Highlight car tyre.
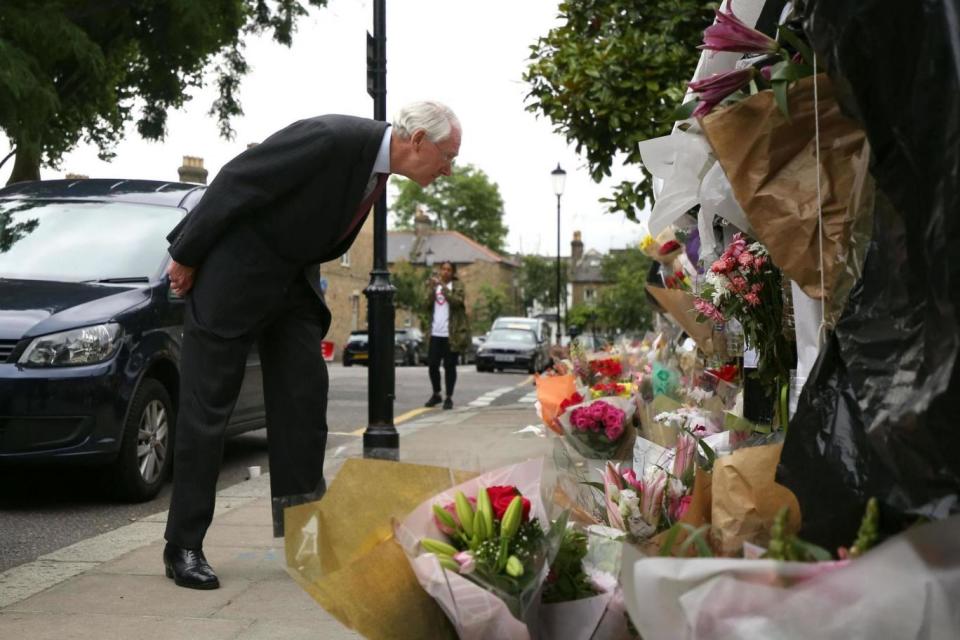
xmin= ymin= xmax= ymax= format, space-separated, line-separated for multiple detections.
xmin=528 ymin=356 xmax=539 ymax=375
xmin=344 ymin=358 xmax=352 ymax=367
xmin=111 ymin=378 xmax=174 ymax=502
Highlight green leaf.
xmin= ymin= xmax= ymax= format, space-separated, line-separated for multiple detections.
xmin=677 ymin=524 xmax=714 ymax=557
xmin=667 ymin=99 xmax=699 ymax=122
xmin=658 ymin=522 xmax=685 ymax=556
xmin=772 ymin=80 xmax=791 ymax=120
xmin=580 ymin=480 xmax=606 ymax=494
xmin=777 ymin=26 xmax=814 ymax=66
xmin=695 ymin=435 xmax=717 ymax=469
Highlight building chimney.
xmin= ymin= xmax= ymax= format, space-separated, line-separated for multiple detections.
xmin=178 ymin=155 xmax=208 ymax=184
xmin=571 ymin=230 xmax=584 ymax=264
xmin=414 ymin=205 xmax=433 ymax=238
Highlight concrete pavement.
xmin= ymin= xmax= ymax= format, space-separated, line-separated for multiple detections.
xmin=0 ymin=402 xmax=550 ymax=639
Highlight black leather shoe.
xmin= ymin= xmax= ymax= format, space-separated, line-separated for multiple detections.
xmin=425 ymin=393 xmax=442 ymax=407
xmin=443 ymin=397 xmax=453 ymax=410
xmin=163 ymin=542 xmax=220 ymax=590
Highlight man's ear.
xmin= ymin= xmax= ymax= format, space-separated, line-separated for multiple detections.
xmin=410 ymin=129 xmax=426 ymax=148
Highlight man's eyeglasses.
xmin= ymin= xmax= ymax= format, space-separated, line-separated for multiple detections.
xmin=430 ymin=139 xmax=457 ymax=166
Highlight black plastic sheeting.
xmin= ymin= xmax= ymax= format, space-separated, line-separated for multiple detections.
xmin=777 ymin=0 xmax=960 ymax=549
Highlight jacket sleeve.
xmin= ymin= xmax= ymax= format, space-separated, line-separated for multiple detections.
xmin=446 ymin=281 xmax=466 ymax=308
xmin=167 ymin=118 xmax=336 ymax=267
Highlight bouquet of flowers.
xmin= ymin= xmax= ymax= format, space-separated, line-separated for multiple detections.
xmin=557 ymin=396 xmax=635 ymax=460
xmin=694 ymin=233 xmax=793 ymax=398
xmin=395 ymin=459 xmax=565 ymax=639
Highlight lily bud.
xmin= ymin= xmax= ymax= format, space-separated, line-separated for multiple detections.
xmin=432 ymin=504 xmax=458 ymax=535
xmin=421 ymin=537 xmax=459 ymax=557
xmin=454 ymin=491 xmax=475 ymax=537
xmin=477 ymin=488 xmax=494 ymax=541
xmin=505 ymin=555 xmax=524 ymax=578
xmin=500 ymin=495 xmax=523 ymax=540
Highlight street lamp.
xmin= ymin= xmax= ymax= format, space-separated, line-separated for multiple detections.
xmin=424 ymin=246 xmax=435 ymax=269
xmin=551 ymin=163 xmax=566 ymax=345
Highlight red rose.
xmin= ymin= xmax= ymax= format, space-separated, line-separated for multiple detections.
xmin=658 ymin=240 xmax=681 ymax=255
xmin=485 ymin=485 xmax=531 ymax=522
xmin=559 ymin=392 xmax=584 ymax=413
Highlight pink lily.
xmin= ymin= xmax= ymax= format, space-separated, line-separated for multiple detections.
xmin=689 ymin=68 xmax=756 ymax=118
xmin=672 ymin=433 xmax=697 ymax=482
xmin=622 ymin=468 xmax=644 ymax=493
xmin=700 ymin=2 xmax=780 ymax=55
xmin=641 ymin=469 xmax=667 ymax=527
xmin=602 ymin=461 xmax=626 ymax=531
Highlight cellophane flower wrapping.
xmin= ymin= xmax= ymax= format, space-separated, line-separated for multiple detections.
xmin=394 ymin=458 xmax=565 ymax=640
xmin=539 ymin=527 xmax=633 ymax=640
xmin=557 ymin=395 xmax=636 ymax=460
xmin=619 ymin=515 xmax=960 ymax=639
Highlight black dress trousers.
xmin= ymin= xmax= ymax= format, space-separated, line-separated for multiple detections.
xmin=164 ymin=226 xmax=329 ymax=549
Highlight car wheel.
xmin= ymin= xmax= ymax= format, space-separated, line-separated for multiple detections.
xmin=344 ymin=358 xmax=352 ymax=367
xmin=111 ymin=378 xmax=174 ymax=502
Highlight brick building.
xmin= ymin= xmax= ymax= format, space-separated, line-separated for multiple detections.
xmin=388 ymin=209 xmax=519 ymax=331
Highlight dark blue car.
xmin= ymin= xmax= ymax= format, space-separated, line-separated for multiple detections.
xmin=0 ymin=179 xmax=266 ymax=500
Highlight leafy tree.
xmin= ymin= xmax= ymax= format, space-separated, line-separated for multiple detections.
xmin=595 ymin=247 xmax=655 ymax=333
xmin=471 ymin=283 xmax=508 ymax=334
xmin=391 ymin=164 xmax=508 ymax=253
xmin=0 ymin=0 xmax=327 ymax=184
xmin=391 ymin=259 xmax=430 ymax=328
xmin=524 ymin=0 xmax=715 ymax=220
xmin=518 ymin=254 xmax=567 ymax=313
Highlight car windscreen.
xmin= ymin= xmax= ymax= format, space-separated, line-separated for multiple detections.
xmin=487 ymin=329 xmax=536 ymax=345
xmin=0 ymin=199 xmax=184 ymax=282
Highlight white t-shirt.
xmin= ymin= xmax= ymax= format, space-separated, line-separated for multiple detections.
xmin=431 ymin=283 xmax=451 ymax=338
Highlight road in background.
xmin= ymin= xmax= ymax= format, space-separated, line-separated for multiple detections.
xmin=0 ymin=364 xmax=532 ymax=572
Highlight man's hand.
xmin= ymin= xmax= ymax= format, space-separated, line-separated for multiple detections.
xmin=167 ymin=260 xmax=196 ymax=297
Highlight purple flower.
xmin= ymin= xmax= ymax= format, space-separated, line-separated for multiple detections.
xmin=700 ymin=2 xmax=780 ymax=55
xmin=689 ymin=68 xmax=756 ymax=118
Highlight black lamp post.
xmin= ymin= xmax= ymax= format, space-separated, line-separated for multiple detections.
xmin=551 ymin=163 xmax=566 ymax=344
xmin=362 ymin=0 xmax=398 ymax=460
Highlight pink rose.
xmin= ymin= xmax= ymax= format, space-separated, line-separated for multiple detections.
xmin=710 ymin=259 xmax=730 ymax=274
xmin=605 ymin=420 xmax=624 ymax=441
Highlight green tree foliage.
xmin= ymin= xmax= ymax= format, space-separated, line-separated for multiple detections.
xmin=471 ymin=283 xmax=509 ymax=334
xmin=391 ymin=164 xmax=508 ymax=253
xmin=569 ymin=248 xmax=655 ymax=335
xmin=391 ymin=259 xmax=430 ymax=328
xmin=595 ymin=247 xmax=655 ymax=333
xmin=0 ymin=0 xmax=327 ymax=184
xmin=524 ymin=0 xmax=715 ymax=220
xmin=518 ymin=254 xmax=567 ymax=313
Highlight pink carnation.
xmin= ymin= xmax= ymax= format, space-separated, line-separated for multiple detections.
xmin=743 ymin=292 xmax=761 ymax=306
xmin=737 ymin=252 xmax=754 ymax=268
xmin=730 ymin=275 xmax=748 ymax=293
xmin=694 ymin=298 xmax=725 ymax=323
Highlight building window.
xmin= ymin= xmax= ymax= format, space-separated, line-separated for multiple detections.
xmin=340 ymin=250 xmax=351 ymax=267
xmin=585 ymin=288 xmax=595 ymax=301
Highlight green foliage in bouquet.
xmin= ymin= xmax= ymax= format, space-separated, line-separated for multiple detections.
xmin=542 ymin=528 xmax=595 ymax=604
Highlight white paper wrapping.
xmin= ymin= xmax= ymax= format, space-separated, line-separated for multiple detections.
xmin=394 ymin=458 xmax=550 ymax=640
xmin=620 ymin=515 xmax=960 ymax=639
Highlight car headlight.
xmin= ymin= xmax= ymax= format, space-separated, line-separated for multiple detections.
xmin=19 ymin=323 xmax=123 ymax=367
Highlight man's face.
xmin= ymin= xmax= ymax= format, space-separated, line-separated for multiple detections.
xmin=439 ymin=263 xmax=454 ymax=283
xmin=411 ymin=127 xmax=460 ymax=187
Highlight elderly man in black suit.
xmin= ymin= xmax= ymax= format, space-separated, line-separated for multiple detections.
xmin=162 ymin=101 xmax=461 ymax=589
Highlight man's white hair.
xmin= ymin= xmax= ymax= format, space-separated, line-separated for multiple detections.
xmin=392 ymin=101 xmax=460 ymax=142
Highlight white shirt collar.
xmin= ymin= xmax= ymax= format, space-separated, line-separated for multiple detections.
xmin=372 ymin=125 xmax=391 ymax=175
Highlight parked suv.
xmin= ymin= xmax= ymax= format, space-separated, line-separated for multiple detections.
xmin=0 ymin=179 xmax=267 ymax=501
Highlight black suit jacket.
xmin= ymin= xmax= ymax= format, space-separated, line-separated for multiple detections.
xmin=167 ymin=114 xmax=388 ymax=337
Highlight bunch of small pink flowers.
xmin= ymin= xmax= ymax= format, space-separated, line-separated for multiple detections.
xmin=570 ymin=400 xmax=626 ymax=442
xmin=695 ymin=233 xmax=792 ymax=395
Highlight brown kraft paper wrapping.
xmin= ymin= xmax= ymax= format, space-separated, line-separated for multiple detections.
xmin=645 ymin=284 xmax=717 ymax=355
xmin=699 ymin=74 xmax=870 ymax=308
xmin=710 ymin=442 xmax=801 ymax=555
